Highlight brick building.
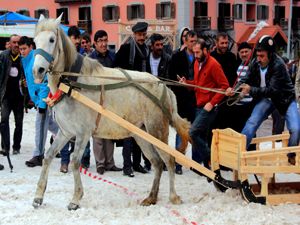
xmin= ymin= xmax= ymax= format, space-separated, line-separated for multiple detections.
xmin=1 ymin=0 xmax=300 ymax=57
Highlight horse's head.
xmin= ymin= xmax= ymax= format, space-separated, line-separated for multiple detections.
xmin=33 ymin=14 xmax=63 ymax=83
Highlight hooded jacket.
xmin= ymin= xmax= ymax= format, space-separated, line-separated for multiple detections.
xmin=21 ymin=49 xmax=49 ymax=109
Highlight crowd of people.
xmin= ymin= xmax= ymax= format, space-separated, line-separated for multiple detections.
xmin=0 ymin=21 xmax=299 ymax=177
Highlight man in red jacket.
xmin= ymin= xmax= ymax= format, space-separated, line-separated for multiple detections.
xmin=179 ymin=39 xmax=229 ymax=168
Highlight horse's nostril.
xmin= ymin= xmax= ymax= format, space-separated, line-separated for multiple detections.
xmin=38 ymin=67 xmax=45 ymax=74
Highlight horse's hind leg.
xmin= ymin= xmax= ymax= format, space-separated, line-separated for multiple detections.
xmin=67 ymin=135 xmax=90 ymax=210
xmin=33 ymin=130 xmax=71 ymax=208
xmin=157 ymin=151 xmax=182 ymax=204
xmin=144 ymin=123 xmax=182 ymax=205
xmin=133 ymin=136 xmax=164 ymax=206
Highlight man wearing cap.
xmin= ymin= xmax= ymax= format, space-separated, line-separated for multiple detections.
xmin=229 ymin=35 xmax=300 ymax=164
xmin=115 ymin=21 xmax=150 ymax=177
xmin=115 ymin=21 xmax=149 ymax=71
xmin=231 ymin=42 xmax=256 ymax=132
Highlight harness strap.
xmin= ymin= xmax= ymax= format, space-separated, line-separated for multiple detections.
xmin=118 ymin=69 xmax=172 ymax=121
xmin=34 ymin=49 xmax=54 ymax=63
xmin=93 ymin=85 xmax=105 ymax=135
xmin=61 ymin=68 xmax=172 ymax=122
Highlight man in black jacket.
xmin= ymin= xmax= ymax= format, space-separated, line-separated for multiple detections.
xmin=169 ymin=30 xmax=197 ymax=174
xmin=89 ymin=30 xmax=122 ymax=175
xmin=146 ymin=33 xmax=171 ymax=79
xmin=232 ymin=35 xmax=300 ymax=164
xmin=0 ymin=34 xmax=25 ymax=156
xmin=115 ymin=22 xmax=150 ymax=177
xmin=210 ymin=32 xmax=238 ymax=133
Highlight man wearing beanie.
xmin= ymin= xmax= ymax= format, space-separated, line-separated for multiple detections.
xmin=232 ymin=41 xmax=256 ymax=132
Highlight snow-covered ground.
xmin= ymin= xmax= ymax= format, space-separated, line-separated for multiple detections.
xmin=0 ymin=110 xmax=299 ymax=225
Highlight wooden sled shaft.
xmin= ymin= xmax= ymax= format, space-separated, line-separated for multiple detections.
xmin=59 ymin=83 xmax=217 ymax=180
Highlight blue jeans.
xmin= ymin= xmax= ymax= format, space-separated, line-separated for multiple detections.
xmin=33 ymin=108 xmax=59 ymax=157
xmin=189 ymin=106 xmax=218 ymax=166
xmin=175 ymin=134 xmax=203 ymax=170
xmin=242 ymin=99 xmax=300 ymax=149
xmin=60 ymin=140 xmax=90 ymax=165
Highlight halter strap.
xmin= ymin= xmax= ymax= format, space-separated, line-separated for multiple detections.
xmin=34 ymin=48 xmax=54 ymax=63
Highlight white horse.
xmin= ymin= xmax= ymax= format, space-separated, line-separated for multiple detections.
xmin=32 ymin=15 xmax=191 ymax=210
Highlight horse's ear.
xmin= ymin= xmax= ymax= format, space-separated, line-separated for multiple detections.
xmin=38 ymin=14 xmax=45 ymax=22
xmin=55 ymin=13 xmax=63 ymax=25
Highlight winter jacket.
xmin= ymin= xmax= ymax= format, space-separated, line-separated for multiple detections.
xmin=238 ymin=53 xmax=295 ymax=115
xmin=0 ymin=49 xmax=25 ymax=103
xmin=169 ymin=48 xmax=196 ymax=121
xmin=21 ymin=50 xmax=49 ymax=109
xmin=186 ymin=55 xmax=229 ymax=107
xmin=210 ymin=50 xmax=238 ymax=86
xmin=146 ymin=51 xmax=171 ymax=79
xmin=89 ymin=49 xmax=115 ymax=68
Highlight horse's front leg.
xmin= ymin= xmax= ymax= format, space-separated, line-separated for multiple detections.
xmin=67 ymin=135 xmax=90 ymax=210
xmin=33 ymin=131 xmax=70 ymax=208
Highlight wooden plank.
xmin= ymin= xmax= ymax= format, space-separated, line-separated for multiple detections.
xmin=59 ymin=83 xmax=217 ymax=179
xmin=241 ymin=166 xmax=300 ymax=174
xmin=266 ymin=194 xmax=300 ymax=205
xmin=251 ymin=132 xmax=290 ymax=144
xmin=241 ymin=147 xmax=300 ymax=158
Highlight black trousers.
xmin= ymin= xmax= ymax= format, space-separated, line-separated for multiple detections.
xmin=0 ymin=98 xmax=24 ymax=152
xmin=122 ymin=137 xmax=150 ymax=170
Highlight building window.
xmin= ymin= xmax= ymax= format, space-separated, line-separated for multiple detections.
xmin=17 ymin=9 xmax=30 ymax=17
xmin=102 ymin=5 xmax=120 ymax=22
xmin=257 ymin=5 xmax=269 ymax=20
xmin=79 ymin=6 xmax=91 ymax=21
xmin=34 ymin=9 xmax=49 ymax=18
xmin=156 ymin=2 xmax=176 ymax=19
xmin=233 ymin=4 xmax=243 ymax=20
xmin=194 ymin=1 xmax=208 ymax=17
xmin=78 ymin=6 xmax=92 ymax=33
xmin=246 ymin=4 xmax=256 ymax=22
xmin=56 ymin=8 xmax=69 ymax=24
xmin=127 ymin=4 xmax=145 ymax=20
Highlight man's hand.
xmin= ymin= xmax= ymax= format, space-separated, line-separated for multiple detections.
xmin=239 ymin=83 xmax=251 ymax=95
xmin=177 ymin=75 xmax=186 ymax=84
xmin=204 ymin=102 xmax=213 ymax=112
xmin=44 ymin=97 xmax=55 ymax=107
xmin=225 ymin=87 xmax=234 ymax=96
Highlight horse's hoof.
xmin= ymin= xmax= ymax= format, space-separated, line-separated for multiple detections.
xmin=140 ymin=197 xmax=157 ymax=206
xmin=67 ymin=203 xmax=80 ymax=210
xmin=32 ymin=198 xmax=43 ymax=208
xmin=170 ymin=195 xmax=182 ymax=205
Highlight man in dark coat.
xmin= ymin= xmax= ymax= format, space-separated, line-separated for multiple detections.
xmin=169 ymin=30 xmax=197 ymax=174
xmin=89 ymin=30 xmax=122 ymax=175
xmin=146 ymin=33 xmax=171 ymax=79
xmin=210 ymin=32 xmax=239 ymax=145
xmin=115 ymin=21 xmax=150 ymax=177
xmin=0 ymin=34 xmax=26 ymax=156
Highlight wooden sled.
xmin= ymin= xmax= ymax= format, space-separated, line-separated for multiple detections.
xmin=211 ymin=128 xmax=300 ymax=205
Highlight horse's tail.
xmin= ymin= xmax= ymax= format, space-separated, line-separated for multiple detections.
xmin=168 ymin=88 xmax=191 ymax=154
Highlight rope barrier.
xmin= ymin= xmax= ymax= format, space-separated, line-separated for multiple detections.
xmin=79 ymin=167 xmax=202 ymax=225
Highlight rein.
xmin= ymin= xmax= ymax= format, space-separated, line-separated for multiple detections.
xmin=50 ymin=70 xmax=241 ymax=96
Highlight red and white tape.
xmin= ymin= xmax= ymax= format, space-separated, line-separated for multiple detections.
xmin=80 ymin=167 xmax=201 ymax=225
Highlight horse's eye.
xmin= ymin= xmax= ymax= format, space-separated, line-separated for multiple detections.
xmin=50 ymin=38 xmax=55 ymax=43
